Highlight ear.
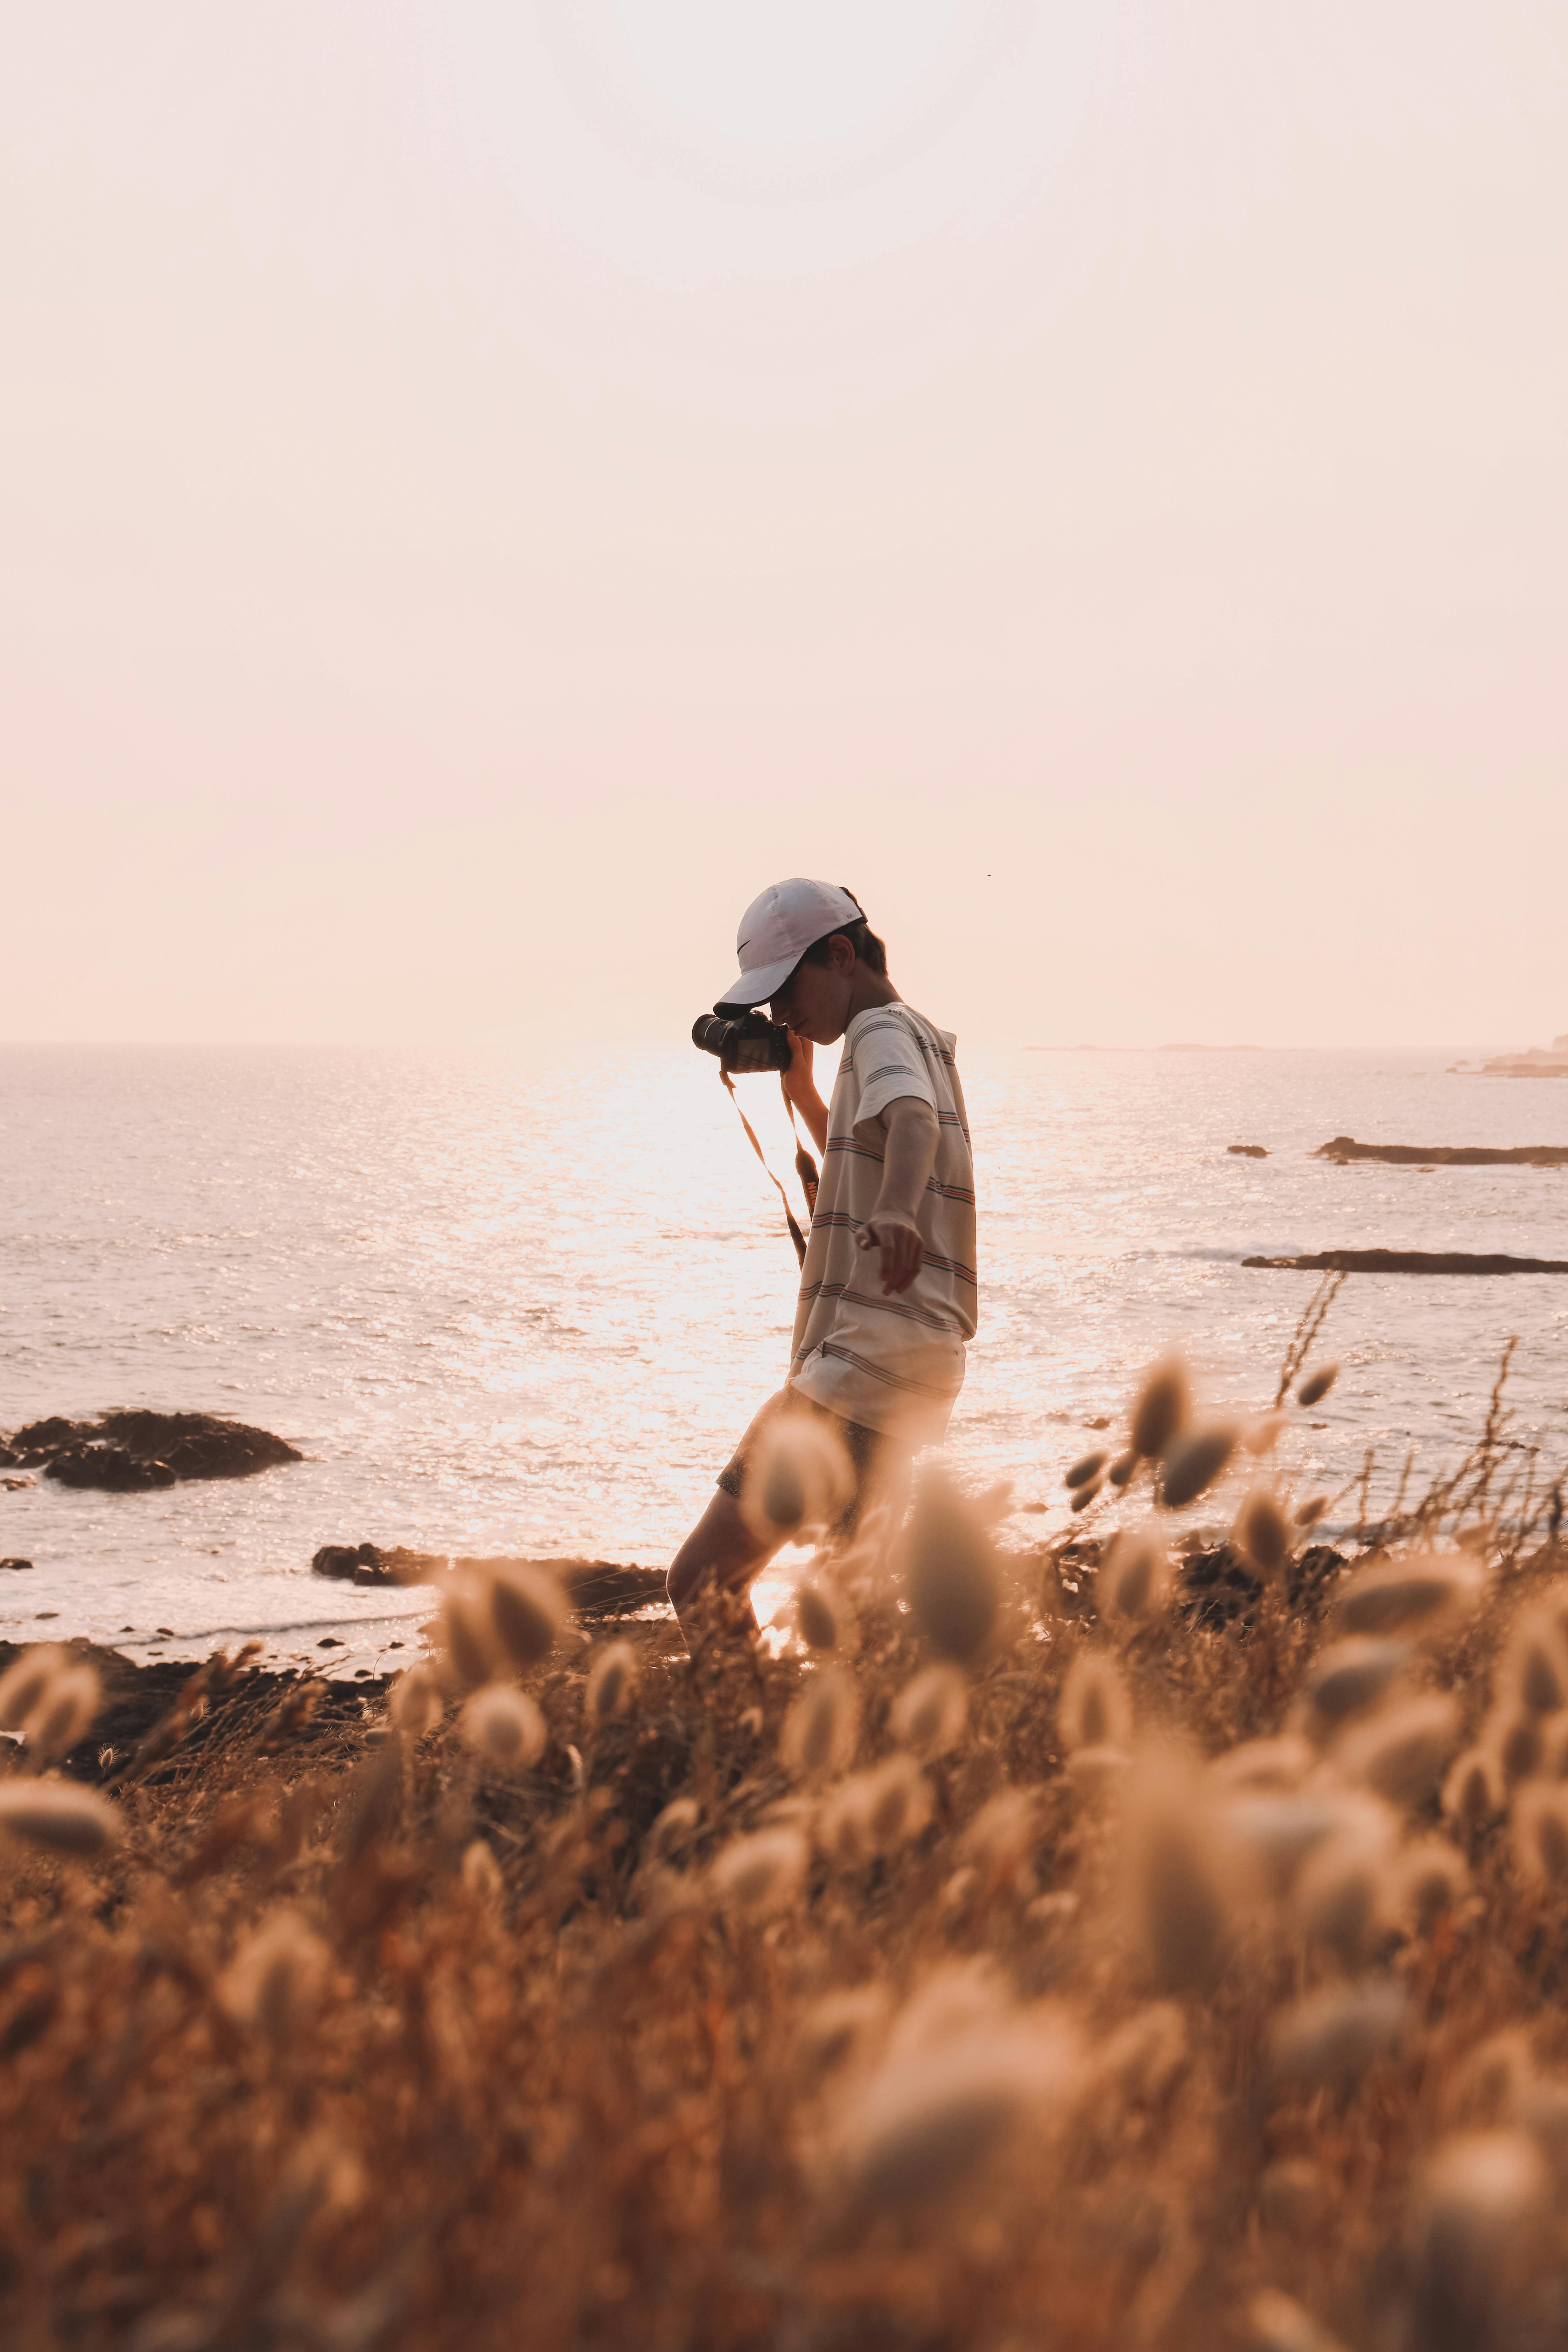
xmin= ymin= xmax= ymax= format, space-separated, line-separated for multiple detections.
xmin=828 ymin=931 xmax=856 ymax=974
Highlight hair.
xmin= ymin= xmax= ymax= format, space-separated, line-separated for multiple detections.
xmin=800 ymin=899 xmax=889 ymax=977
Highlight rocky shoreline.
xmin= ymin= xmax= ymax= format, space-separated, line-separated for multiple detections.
xmin=0 ymin=1409 xmax=302 ymax=1490
xmin=1245 ymin=1247 xmax=1568 ymax=1274
xmin=1315 ymin=1134 xmax=1568 ymax=1168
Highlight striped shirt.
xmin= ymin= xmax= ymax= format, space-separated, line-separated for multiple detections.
xmin=789 ymin=1003 xmax=976 ymax=1443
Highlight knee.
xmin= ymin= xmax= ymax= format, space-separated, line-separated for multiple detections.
xmin=666 ymin=1555 xmax=704 ymax=1612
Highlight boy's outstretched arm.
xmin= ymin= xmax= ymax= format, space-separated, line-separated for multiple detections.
xmin=858 ymin=1096 xmax=939 ymax=1295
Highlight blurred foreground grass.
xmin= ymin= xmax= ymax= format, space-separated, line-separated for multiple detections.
xmin=3 ymin=1300 xmax=1568 ymax=2352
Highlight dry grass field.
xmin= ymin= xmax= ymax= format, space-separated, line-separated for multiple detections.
xmin=4 ymin=1302 xmax=1567 ymax=2352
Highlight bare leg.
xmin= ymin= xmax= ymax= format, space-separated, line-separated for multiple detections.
xmin=667 ymin=1488 xmax=779 ymax=1637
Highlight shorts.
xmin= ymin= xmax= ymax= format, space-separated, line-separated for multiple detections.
xmin=716 ymin=1386 xmax=910 ymax=1539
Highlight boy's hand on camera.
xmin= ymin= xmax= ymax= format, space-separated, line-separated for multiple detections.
xmin=858 ymin=1213 xmax=924 ymax=1296
xmin=782 ymin=1028 xmax=815 ymax=1102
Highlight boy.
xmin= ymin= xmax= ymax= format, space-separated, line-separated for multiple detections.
xmin=667 ymin=878 xmax=976 ymax=1628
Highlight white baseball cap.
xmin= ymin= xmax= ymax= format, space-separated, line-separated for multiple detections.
xmin=713 ymin=878 xmax=867 ymax=1014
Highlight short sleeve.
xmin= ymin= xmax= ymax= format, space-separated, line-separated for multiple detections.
xmin=849 ymin=1011 xmax=936 ymax=1145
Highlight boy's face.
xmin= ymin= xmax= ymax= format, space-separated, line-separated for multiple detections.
xmin=769 ymin=935 xmax=855 ymax=1044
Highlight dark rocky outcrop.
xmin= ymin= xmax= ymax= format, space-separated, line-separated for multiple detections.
xmin=1227 ymin=1144 xmax=1269 ymax=1158
xmin=0 ymin=1638 xmax=390 ymax=1779
xmin=1 ymin=1559 xmax=33 ymax=1574
xmin=47 ymin=1447 xmax=178 ymax=1491
xmin=462 ymin=1557 xmax=670 ymax=1618
xmin=312 ymin=1542 xmax=444 ymax=1587
xmin=5 ymin=1410 xmax=302 ymax=1488
xmin=310 ymin=1546 xmax=668 ymax=1618
xmin=6 ymin=1416 xmax=89 ymax=1461
xmin=1316 ymin=1135 xmax=1568 ymax=1168
xmin=1245 ymin=1249 xmax=1568 ymax=1274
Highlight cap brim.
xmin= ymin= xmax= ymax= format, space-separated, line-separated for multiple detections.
xmin=712 ymin=952 xmax=798 ymax=1016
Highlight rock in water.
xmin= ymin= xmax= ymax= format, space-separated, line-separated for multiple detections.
xmin=96 ymin=1411 xmax=302 ymax=1479
xmin=312 ymin=1544 xmax=444 ymax=1586
xmin=46 ymin=1447 xmax=178 ymax=1491
xmin=1244 ymin=1250 xmax=1568 ymax=1275
xmin=1227 ymin=1144 xmax=1269 ymax=1158
xmin=1315 ymin=1136 xmax=1568 ymax=1168
xmin=7 ymin=1410 xmax=303 ymax=1487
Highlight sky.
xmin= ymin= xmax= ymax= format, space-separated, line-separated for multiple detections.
xmin=3 ymin=0 xmax=1566 ymax=1050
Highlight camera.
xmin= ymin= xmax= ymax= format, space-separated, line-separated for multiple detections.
xmin=692 ymin=1010 xmax=792 ymax=1074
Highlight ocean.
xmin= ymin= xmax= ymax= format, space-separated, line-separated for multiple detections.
xmin=3 ymin=1041 xmax=1565 ymax=1676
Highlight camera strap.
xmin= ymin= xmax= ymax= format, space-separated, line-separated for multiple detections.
xmin=780 ymin=1086 xmax=820 ymax=1219
xmin=719 ymin=1070 xmax=809 ymax=1267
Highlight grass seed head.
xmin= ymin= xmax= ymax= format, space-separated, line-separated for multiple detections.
xmin=488 ymin=1564 xmax=567 ymax=1671
xmin=1211 ymin=1735 xmax=1315 ymax=1792
xmin=1296 ymin=1494 xmax=1331 ymax=1528
xmin=1234 ymin=1489 xmax=1292 ymax=1578
xmin=820 ymin=1756 xmax=933 ymax=1864
xmin=795 ymin=1579 xmax=840 ymax=1652
xmin=743 ymin=1416 xmax=853 ymax=1539
xmin=1256 ymin=2160 xmax=1326 ymax=2232
xmin=388 ymin=1664 xmax=445 ymax=1738
xmin=1059 ymin=1651 xmax=1132 ymax=1753
xmin=1247 ymin=2288 xmax=1350 ymax=2352
xmin=797 ymin=1984 xmax=888 ymax=2081
xmin=649 ymin=1796 xmax=700 ymax=1862
xmin=1107 ymin=1449 xmax=1139 ymax=1488
xmin=460 ymin=1838 xmax=504 ymax=1905
xmin=1490 ymin=1708 xmax=1544 ymax=1787
xmin=903 ymin=1472 xmax=1002 ymax=1662
xmin=1223 ymin=1792 xmax=1342 ymax=1896
xmin=586 ymin=1639 xmax=637 ymax=1724
xmin=1070 ymin=1475 xmax=1104 ymax=1514
xmin=1096 ymin=2001 xmax=1189 ymax=2106
xmin=437 ymin=1574 xmax=503 ymax=1691
xmin=1334 ymin=1693 xmax=1460 ymax=1810
xmin=862 ymin=1754 xmax=933 ymax=1852
xmin=1160 ymin=1424 xmax=1239 ymax=1511
xmin=1292 ymin=1804 xmax=1398 ymax=1968
xmin=883 ymin=1956 xmax=1013 ymax=2056
xmin=1244 ymin=1412 xmax=1289 ymax=1457
xmin=781 ymin=1666 xmax=859 ymax=1778
xmin=1447 ymin=2031 xmax=1535 ymax=2128
xmin=461 ymin=1686 xmax=547 ymax=1773
xmin=1270 ymin=1979 xmax=1408 ymax=2090
xmin=1123 ymin=1762 xmax=1235 ymax=1995
xmin=1296 ymin=1364 xmax=1340 ymax=1408
xmin=1065 ymin=1743 xmax=1132 ymax=1798
xmin=0 ymin=1779 xmax=121 ymax=1858
xmin=837 ymin=2014 xmax=1081 ymax=2217
xmin=0 ymin=1644 xmax=69 ymax=1733
xmin=1399 ymin=1838 xmax=1471 ymax=1934
xmin=1065 ymin=1449 xmax=1107 ymax=1491
xmin=961 ymin=1787 xmax=1042 ymax=1887
xmin=1510 ymin=1783 xmax=1568 ymax=1884
xmin=24 ymin=1664 xmax=102 ymax=1758
xmin=1300 ymin=1638 xmax=1408 ymax=1739
xmin=1101 ymin=1533 xmax=1172 ymax=1620
xmin=891 ymin=1663 xmax=968 ymax=1757
xmin=710 ymin=1826 xmax=808 ymax=1917
xmin=1411 ymin=2131 xmax=1547 ymax=2352
xmin=222 ymin=1908 xmax=329 ymax=2046
xmin=1500 ymin=1610 xmax=1568 ymax=1716
xmin=1334 ymin=1554 xmax=1484 ymax=1641
xmin=1443 ymin=1747 xmax=1504 ymax=1836
xmin=1130 ymin=1356 xmax=1191 ymax=1460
